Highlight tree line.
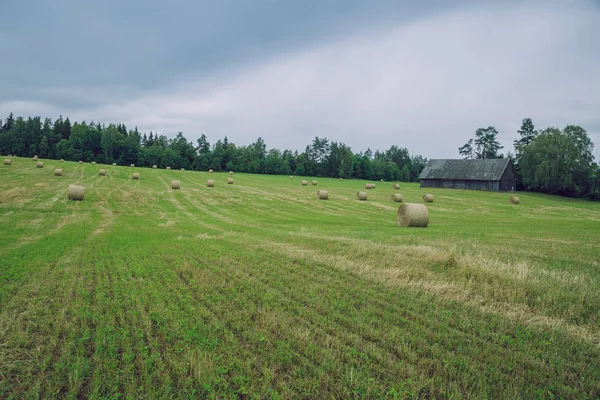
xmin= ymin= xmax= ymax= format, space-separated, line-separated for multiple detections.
xmin=0 ymin=113 xmax=427 ymax=182
xmin=458 ymin=118 xmax=599 ymax=199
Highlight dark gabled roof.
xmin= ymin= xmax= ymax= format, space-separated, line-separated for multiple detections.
xmin=418 ymin=159 xmax=510 ymax=181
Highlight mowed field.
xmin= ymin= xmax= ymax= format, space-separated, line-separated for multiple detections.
xmin=1 ymin=157 xmax=599 ymax=399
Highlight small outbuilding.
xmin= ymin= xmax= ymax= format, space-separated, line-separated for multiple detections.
xmin=419 ymin=159 xmax=516 ymax=191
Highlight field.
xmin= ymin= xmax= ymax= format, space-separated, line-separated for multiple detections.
xmin=1 ymin=157 xmax=599 ymax=399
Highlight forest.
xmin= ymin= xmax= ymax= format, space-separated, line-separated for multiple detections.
xmin=0 ymin=113 xmax=426 ymax=182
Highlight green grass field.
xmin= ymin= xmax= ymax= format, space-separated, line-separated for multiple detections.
xmin=1 ymin=157 xmax=599 ymax=399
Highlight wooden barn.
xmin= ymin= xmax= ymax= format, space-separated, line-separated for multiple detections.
xmin=419 ymin=159 xmax=516 ymax=191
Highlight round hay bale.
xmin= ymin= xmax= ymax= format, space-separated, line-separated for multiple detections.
xmin=7 ymin=154 xmax=11 ymax=157
xmin=171 ymin=180 xmax=180 ymax=189
xmin=4 ymin=159 xmax=12 ymax=165
xmin=356 ymin=191 xmax=367 ymax=201
xmin=227 ymin=178 xmax=234 ymax=184
xmin=207 ymin=179 xmax=215 ymax=187
xmin=365 ymin=183 xmax=376 ymax=189
xmin=380 ymin=179 xmax=384 ymax=182
xmin=99 ymin=169 xmax=106 ymax=176
xmin=181 ymin=168 xmax=185 ymax=171
xmin=130 ymin=164 xmax=135 ymax=167
xmin=301 ymin=180 xmax=308 ymax=186
xmin=54 ymin=168 xmax=63 ymax=176
xmin=132 ymin=173 xmax=140 ymax=180
xmin=397 ymin=203 xmax=429 ymax=227
xmin=67 ymin=185 xmax=85 ymax=201
xmin=166 ymin=166 xmax=171 ymax=170
xmin=312 ymin=180 xmax=317 ymax=186
xmin=60 ymin=159 xmax=64 ymax=162
xmin=112 ymin=162 xmax=116 ymax=166
xmin=36 ymin=162 xmax=44 ymax=168
xmin=290 ymin=176 xmax=293 ymax=179
xmin=510 ymin=196 xmax=520 ymax=204
xmin=317 ymin=189 xmax=329 ymax=200
xmin=209 ymin=169 xmax=213 ymax=173
xmin=79 ymin=161 xmax=83 ymax=164
xmin=393 ymin=183 xmax=400 ymax=189
xmin=339 ymin=177 xmax=343 ymax=181
xmin=423 ymin=194 xmax=434 ymax=203
xmin=391 ymin=193 xmax=403 ymax=202
xmin=92 ymin=161 xmax=96 ymax=165
xmin=33 ymin=155 xmax=38 ymax=161
xmin=229 ymin=171 xmax=234 ymax=175
xmin=153 ymin=165 xmax=157 ymax=169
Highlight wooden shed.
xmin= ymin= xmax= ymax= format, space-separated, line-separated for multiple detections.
xmin=419 ymin=159 xmax=516 ymax=192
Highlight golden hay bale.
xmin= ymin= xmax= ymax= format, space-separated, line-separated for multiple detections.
xmin=207 ymin=179 xmax=215 ymax=187
xmin=312 ymin=180 xmax=317 ymax=185
xmin=54 ymin=168 xmax=63 ymax=176
xmin=112 ymin=163 xmax=116 ymax=166
xmin=365 ymin=183 xmax=376 ymax=189
xmin=301 ymin=180 xmax=308 ymax=186
xmin=510 ymin=196 xmax=520 ymax=204
xmin=33 ymin=155 xmax=38 ymax=160
xmin=339 ymin=177 xmax=343 ymax=181
xmin=290 ymin=176 xmax=293 ymax=179
xmin=132 ymin=173 xmax=140 ymax=180
xmin=356 ymin=191 xmax=367 ymax=201
xmin=181 ymin=168 xmax=185 ymax=171
xmin=92 ymin=161 xmax=96 ymax=165
xmin=227 ymin=178 xmax=234 ymax=184
xmin=130 ymin=164 xmax=135 ymax=167
xmin=317 ymin=189 xmax=329 ymax=200
xmin=36 ymin=162 xmax=44 ymax=168
xmin=171 ymin=180 xmax=180 ymax=189
xmin=60 ymin=159 xmax=64 ymax=162
xmin=4 ymin=159 xmax=12 ymax=165
xmin=391 ymin=193 xmax=403 ymax=202
xmin=380 ymin=179 xmax=384 ymax=182
xmin=79 ymin=161 xmax=83 ymax=164
xmin=393 ymin=183 xmax=400 ymax=189
xmin=153 ymin=165 xmax=157 ymax=169
xmin=99 ymin=169 xmax=106 ymax=176
xmin=166 ymin=166 xmax=171 ymax=170
xmin=423 ymin=194 xmax=434 ymax=203
xmin=397 ymin=203 xmax=429 ymax=227
xmin=209 ymin=169 xmax=213 ymax=173
xmin=229 ymin=171 xmax=234 ymax=175
xmin=67 ymin=185 xmax=85 ymax=201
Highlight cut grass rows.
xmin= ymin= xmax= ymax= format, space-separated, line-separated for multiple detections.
xmin=1 ymin=158 xmax=599 ymax=398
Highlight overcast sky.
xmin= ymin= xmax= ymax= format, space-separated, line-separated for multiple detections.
xmin=1 ymin=0 xmax=599 ymax=159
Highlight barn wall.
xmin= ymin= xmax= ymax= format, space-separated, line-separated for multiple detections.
xmin=421 ymin=179 xmax=500 ymax=191
xmin=499 ymin=163 xmax=517 ymax=191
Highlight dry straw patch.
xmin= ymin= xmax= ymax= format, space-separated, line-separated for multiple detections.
xmin=397 ymin=203 xmax=429 ymax=227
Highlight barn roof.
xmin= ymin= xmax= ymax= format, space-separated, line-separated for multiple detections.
xmin=418 ymin=159 xmax=511 ymax=181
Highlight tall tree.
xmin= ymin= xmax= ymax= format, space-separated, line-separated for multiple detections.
xmin=514 ymin=118 xmax=537 ymax=150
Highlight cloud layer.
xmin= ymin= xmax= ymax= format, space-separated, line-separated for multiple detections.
xmin=1 ymin=0 xmax=599 ymax=159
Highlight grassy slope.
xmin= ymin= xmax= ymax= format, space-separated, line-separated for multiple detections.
xmin=0 ymin=157 xmax=599 ymax=399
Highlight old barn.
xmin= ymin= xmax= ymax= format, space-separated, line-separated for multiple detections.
xmin=419 ymin=159 xmax=516 ymax=191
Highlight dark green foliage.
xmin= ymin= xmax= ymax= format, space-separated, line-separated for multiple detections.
xmin=0 ymin=112 xmax=427 ymax=181
xmin=460 ymin=126 xmax=503 ymax=159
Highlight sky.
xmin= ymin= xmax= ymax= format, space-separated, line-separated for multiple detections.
xmin=1 ymin=0 xmax=599 ymax=160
